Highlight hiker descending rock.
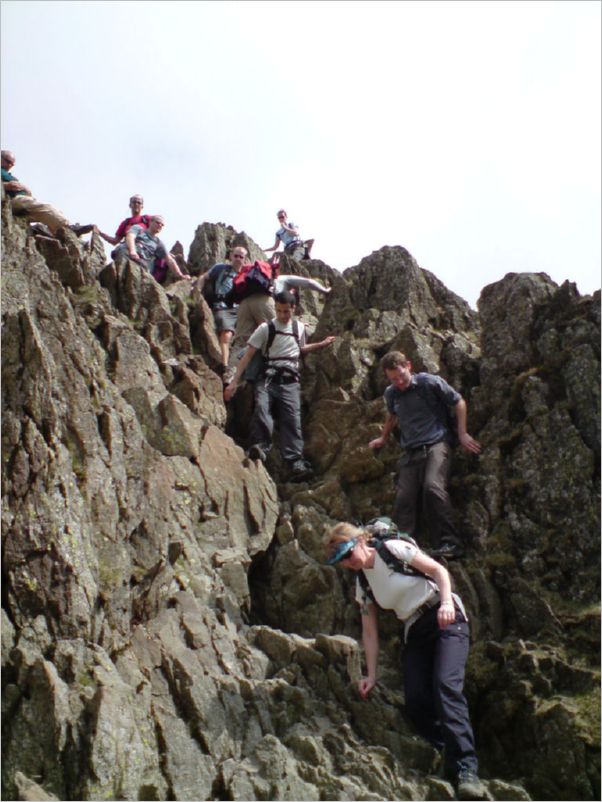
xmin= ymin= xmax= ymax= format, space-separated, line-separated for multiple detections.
xmin=224 ymin=289 xmax=335 ymax=481
xmin=369 ymin=351 xmax=481 ymax=559
xmin=325 ymin=517 xmax=488 ymax=802
xmin=113 ymin=215 xmax=190 ymax=283
xmin=97 ymin=194 xmax=152 ymax=251
xmin=226 ymin=256 xmax=332 ymax=380
xmin=194 ymin=245 xmax=248 ymax=377
xmin=225 ymin=257 xmax=278 ymax=376
xmin=1 ymin=149 xmax=94 ymax=237
xmin=263 ymin=208 xmax=314 ymax=261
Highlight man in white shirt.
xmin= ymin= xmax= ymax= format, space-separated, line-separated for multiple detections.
xmin=224 ymin=290 xmax=335 ymax=481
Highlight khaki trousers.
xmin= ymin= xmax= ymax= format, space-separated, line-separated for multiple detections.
xmin=11 ymin=195 xmax=70 ymax=234
xmin=228 ymin=293 xmax=275 ymax=368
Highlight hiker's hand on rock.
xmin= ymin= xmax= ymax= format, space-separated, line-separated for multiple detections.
xmin=224 ymin=381 xmax=237 ymax=401
xmin=369 ymin=436 xmax=386 ymax=450
xmin=358 ymin=676 xmax=375 ymax=699
xmin=459 ymin=432 xmax=481 ymax=454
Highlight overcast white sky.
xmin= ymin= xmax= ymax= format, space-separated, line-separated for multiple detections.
xmin=1 ymin=0 xmax=600 ymax=307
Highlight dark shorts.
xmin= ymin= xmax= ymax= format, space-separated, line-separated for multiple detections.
xmin=213 ymin=307 xmax=238 ymax=334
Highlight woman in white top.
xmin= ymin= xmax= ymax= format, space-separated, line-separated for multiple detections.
xmin=325 ymin=522 xmax=486 ymax=800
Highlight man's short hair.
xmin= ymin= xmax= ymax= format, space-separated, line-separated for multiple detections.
xmin=381 ymin=351 xmax=408 ymax=372
xmin=130 ymin=194 xmax=144 ymax=204
xmin=277 ymin=209 xmax=287 ymax=217
xmin=274 ymin=289 xmax=296 ymax=306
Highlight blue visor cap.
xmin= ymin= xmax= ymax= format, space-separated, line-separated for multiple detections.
xmin=327 ymin=538 xmax=358 ymax=565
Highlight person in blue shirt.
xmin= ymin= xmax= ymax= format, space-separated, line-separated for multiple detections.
xmin=369 ymin=351 xmax=481 ymax=559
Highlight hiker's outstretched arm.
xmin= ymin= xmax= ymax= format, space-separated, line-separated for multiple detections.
xmin=455 ymin=399 xmax=481 ymax=454
xmin=166 ymin=253 xmax=190 ymax=280
xmin=263 ymin=237 xmax=280 ymax=253
xmin=224 ymin=346 xmax=258 ymax=401
xmin=98 ymin=230 xmax=120 ymax=245
xmin=359 ymin=602 xmax=379 ymax=698
xmin=281 ymin=275 xmax=331 ymax=294
xmin=300 ymin=335 xmax=336 ymax=355
xmin=369 ymin=413 xmax=397 ymax=450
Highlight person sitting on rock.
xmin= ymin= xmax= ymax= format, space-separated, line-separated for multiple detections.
xmin=369 ymin=351 xmax=481 ymax=560
xmin=224 ymin=289 xmax=335 ymax=481
xmin=1 ymin=149 xmax=94 ymax=237
xmin=97 ymin=194 xmax=151 ymax=251
xmin=115 ymin=215 xmax=190 ymax=283
xmin=194 ymin=245 xmax=248 ymax=377
xmin=263 ymin=209 xmax=314 ymax=261
xmin=325 ymin=520 xmax=487 ymax=801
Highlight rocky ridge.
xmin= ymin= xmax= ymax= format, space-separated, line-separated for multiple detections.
xmin=1 ymin=194 xmax=600 ymax=801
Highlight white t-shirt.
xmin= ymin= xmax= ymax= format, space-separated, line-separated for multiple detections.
xmin=355 ymin=540 xmax=439 ymax=622
xmin=248 ymin=318 xmax=307 ymax=373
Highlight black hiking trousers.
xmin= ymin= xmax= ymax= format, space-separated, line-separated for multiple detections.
xmin=249 ymin=376 xmax=304 ymax=463
xmin=402 ymin=604 xmax=478 ymax=778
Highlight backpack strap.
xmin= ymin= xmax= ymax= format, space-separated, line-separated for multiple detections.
xmin=264 ymin=319 xmax=301 ymax=363
xmin=371 ymin=537 xmax=430 ymax=580
xmin=358 ymin=571 xmax=375 ymax=603
xmin=414 ymin=376 xmax=459 ymax=447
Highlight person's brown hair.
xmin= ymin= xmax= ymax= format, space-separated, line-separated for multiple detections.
xmin=381 ymin=351 xmax=408 ymax=373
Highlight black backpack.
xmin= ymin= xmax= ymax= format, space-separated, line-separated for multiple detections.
xmin=203 ymin=264 xmax=235 ymax=307
xmin=357 ymin=516 xmax=433 ymax=601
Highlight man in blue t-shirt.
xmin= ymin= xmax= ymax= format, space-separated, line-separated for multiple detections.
xmin=195 ymin=246 xmax=248 ymax=374
xmin=369 ymin=351 xmax=481 ymax=559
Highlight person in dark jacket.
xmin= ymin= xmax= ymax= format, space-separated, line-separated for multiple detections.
xmin=369 ymin=351 xmax=481 ymax=559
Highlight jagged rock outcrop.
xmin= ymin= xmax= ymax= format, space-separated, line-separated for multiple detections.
xmin=2 ymin=204 xmax=599 ymax=802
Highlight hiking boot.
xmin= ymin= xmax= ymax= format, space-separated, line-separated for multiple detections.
xmin=430 ymin=542 xmax=465 ymax=560
xmin=289 ymin=459 xmax=313 ymax=481
xmin=247 ymin=445 xmax=267 ymax=463
xmin=69 ymin=223 xmax=95 ymax=236
xmin=456 ymin=768 xmax=487 ymax=800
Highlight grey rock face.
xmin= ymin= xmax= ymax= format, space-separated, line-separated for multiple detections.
xmin=2 ymin=209 xmax=598 ymax=801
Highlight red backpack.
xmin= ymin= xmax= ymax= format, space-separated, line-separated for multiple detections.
xmin=227 ymin=260 xmax=279 ymax=304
